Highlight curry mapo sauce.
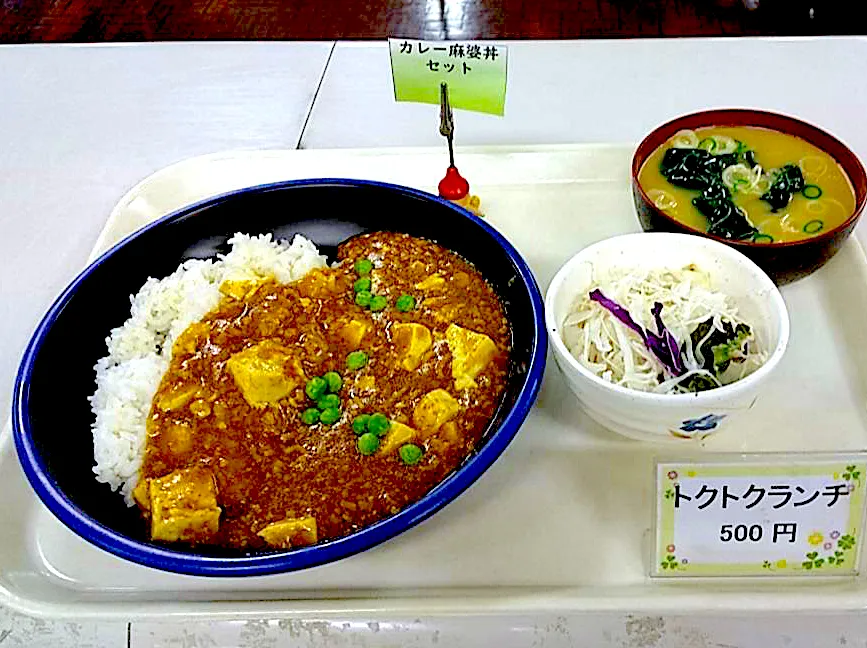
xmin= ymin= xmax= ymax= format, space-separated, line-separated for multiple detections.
xmin=138 ymin=232 xmax=511 ymax=550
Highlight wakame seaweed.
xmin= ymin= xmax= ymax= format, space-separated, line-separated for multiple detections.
xmin=659 ymin=148 xmax=736 ymax=190
xmin=761 ymin=164 xmax=805 ymax=212
xmin=659 ymin=148 xmax=756 ymax=240
xmin=689 ymin=318 xmax=752 ymax=375
xmin=692 ymin=183 xmax=757 ymax=240
xmin=674 ymin=318 xmax=752 ymax=394
xmin=675 ymin=373 xmax=719 ymax=393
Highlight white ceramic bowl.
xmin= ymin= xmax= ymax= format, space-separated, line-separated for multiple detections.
xmin=545 ymin=232 xmax=790 ymax=443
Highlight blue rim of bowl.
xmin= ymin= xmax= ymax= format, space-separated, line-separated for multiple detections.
xmin=12 ymin=177 xmax=547 ymax=577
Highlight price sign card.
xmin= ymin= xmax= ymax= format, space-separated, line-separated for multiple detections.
xmin=388 ymin=38 xmax=508 ymax=116
xmin=654 ymin=458 xmax=867 ymax=577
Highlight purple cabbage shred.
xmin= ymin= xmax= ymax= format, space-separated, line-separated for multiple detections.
xmin=589 ymin=289 xmax=686 ymax=377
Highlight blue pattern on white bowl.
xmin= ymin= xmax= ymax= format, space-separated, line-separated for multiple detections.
xmin=679 ymin=413 xmax=727 ymax=433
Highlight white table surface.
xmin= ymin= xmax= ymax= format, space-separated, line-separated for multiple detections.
xmin=303 ymin=38 xmax=867 ymax=157
xmin=3 ymin=37 xmax=867 ymax=647
xmin=0 ymin=41 xmax=333 ymax=421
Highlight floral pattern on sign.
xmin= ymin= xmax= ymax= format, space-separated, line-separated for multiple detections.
xmin=761 ymin=559 xmax=790 ymax=572
xmin=660 ymin=554 xmax=681 ymax=571
xmin=843 ymin=465 xmax=862 ymax=484
xmin=801 ymin=530 xmax=856 ymax=569
xmin=657 ymin=461 xmax=866 ymax=576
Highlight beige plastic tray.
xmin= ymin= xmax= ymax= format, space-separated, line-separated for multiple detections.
xmin=3 ymin=145 xmax=867 ymax=619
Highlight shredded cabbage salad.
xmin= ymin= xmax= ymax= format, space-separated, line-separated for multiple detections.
xmin=561 ymin=264 xmax=767 ymax=394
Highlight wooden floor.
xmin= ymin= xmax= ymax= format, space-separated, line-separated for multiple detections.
xmin=0 ymin=0 xmax=863 ymax=42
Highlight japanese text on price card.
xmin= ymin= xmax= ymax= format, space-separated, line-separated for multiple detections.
xmin=653 ymin=458 xmax=867 ymax=577
xmin=388 ymin=38 xmax=508 ymax=116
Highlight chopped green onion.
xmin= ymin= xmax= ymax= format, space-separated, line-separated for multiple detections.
xmin=803 ymin=220 xmax=824 ymax=234
xmin=323 ymin=371 xmax=342 ymax=393
xmin=751 ymin=233 xmax=774 ymax=244
xmin=354 ymin=259 xmax=373 ymax=275
xmin=399 ymin=444 xmax=423 ymax=466
xmin=802 ymin=184 xmax=823 ymax=200
xmin=698 ymin=137 xmax=716 ymax=152
xmin=357 ymin=432 xmax=380 ymax=456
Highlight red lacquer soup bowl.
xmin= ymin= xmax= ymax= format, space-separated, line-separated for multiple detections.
xmin=632 ymin=109 xmax=866 ymax=284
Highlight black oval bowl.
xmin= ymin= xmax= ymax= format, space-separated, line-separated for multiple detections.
xmin=13 ymin=178 xmax=547 ymax=576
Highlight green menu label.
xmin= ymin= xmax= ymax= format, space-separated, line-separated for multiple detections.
xmin=388 ymin=38 xmax=508 ymax=116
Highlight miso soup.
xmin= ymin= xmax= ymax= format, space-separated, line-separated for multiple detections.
xmin=638 ymin=126 xmax=856 ymax=243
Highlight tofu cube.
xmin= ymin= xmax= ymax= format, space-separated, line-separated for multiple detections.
xmin=226 ymin=340 xmax=303 ymax=407
xmin=149 ymin=467 xmax=221 ymax=543
xmin=171 ymin=321 xmax=210 ymax=357
xmin=415 ymin=274 xmax=445 ymax=290
xmin=155 ymin=383 xmax=198 ymax=412
xmin=413 ymin=389 xmax=460 ymax=433
xmin=392 ymin=323 xmax=432 ymax=371
xmin=340 ymin=319 xmax=370 ymax=349
xmin=445 ymin=324 xmax=497 ymax=390
xmin=257 ymin=516 xmax=318 ymax=549
xmin=132 ymin=478 xmax=150 ymax=511
xmin=379 ymin=421 xmax=419 ymax=455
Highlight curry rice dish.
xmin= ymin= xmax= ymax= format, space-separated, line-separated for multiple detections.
xmin=91 ymin=232 xmax=511 ymax=551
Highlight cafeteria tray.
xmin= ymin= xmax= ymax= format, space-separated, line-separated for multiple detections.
xmin=3 ymin=144 xmax=867 ymax=620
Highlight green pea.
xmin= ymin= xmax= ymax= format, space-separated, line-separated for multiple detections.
xmin=300 ymin=408 xmax=321 ymax=425
xmin=319 ymin=407 xmax=341 ymax=426
xmin=352 ymin=414 xmax=371 ymax=436
xmin=367 ymin=413 xmax=391 ymax=437
xmin=317 ymin=393 xmax=341 ymax=410
xmin=353 ymin=277 xmax=372 ymax=293
xmin=399 ymin=444 xmax=423 ymax=466
xmin=346 ymin=350 xmax=368 ymax=370
xmin=305 ymin=376 xmax=327 ymax=401
xmin=355 ymin=290 xmax=372 ymax=307
xmin=369 ymin=295 xmax=388 ymax=312
xmin=357 ymin=432 xmax=380 ymax=456
xmin=354 ymin=259 xmax=373 ymax=276
xmin=324 ymin=371 xmax=342 ymax=393
xmin=395 ymin=294 xmax=416 ymax=312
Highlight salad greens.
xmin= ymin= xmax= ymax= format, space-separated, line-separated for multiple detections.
xmin=590 ymin=290 xmax=754 ymax=394
xmin=689 ymin=317 xmax=753 ymax=375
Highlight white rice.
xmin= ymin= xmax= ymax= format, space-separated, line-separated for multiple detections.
xmin=89 ymin=233 xmax=327 ymax=504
